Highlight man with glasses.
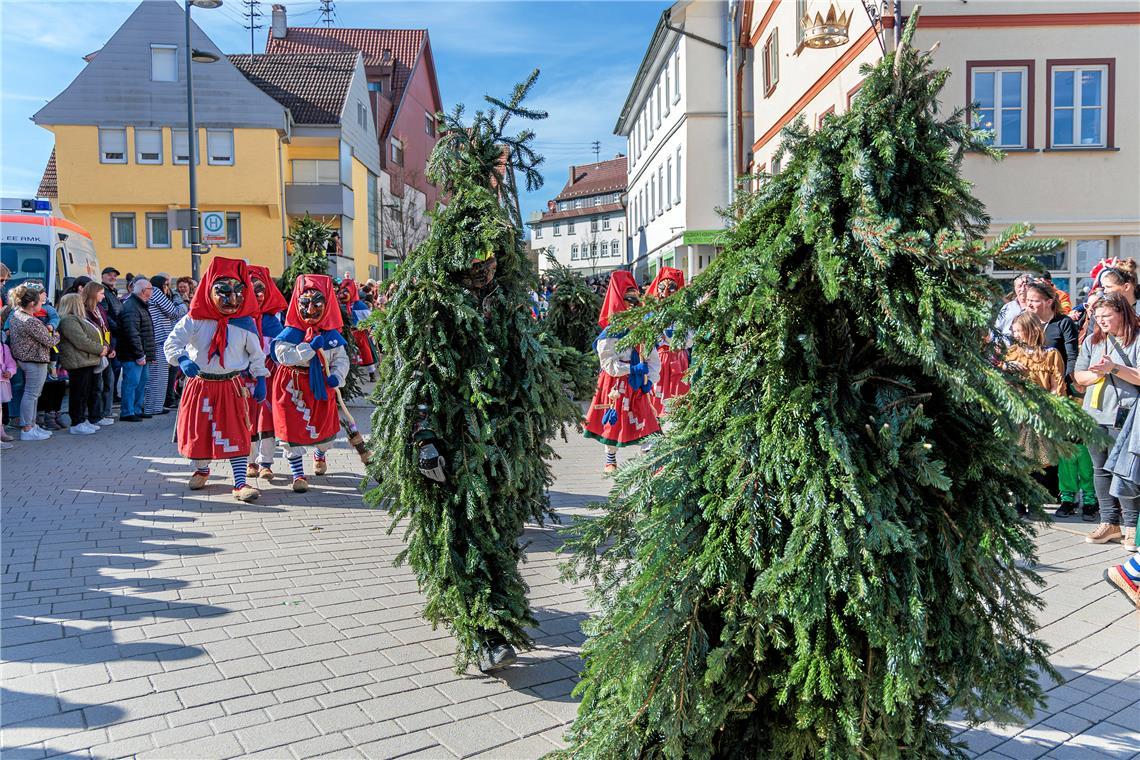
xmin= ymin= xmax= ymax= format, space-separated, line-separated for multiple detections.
xmin=116 ymin=276 xmax=155 ymax=421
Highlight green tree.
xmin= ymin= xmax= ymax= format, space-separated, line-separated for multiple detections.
xmin=280 ymin=213 xmax=334 ymax=298
xmin=556 ymin=19 xmax=1094 ymax=759
xmin=363 ymin=71 xmax=580 ymax=670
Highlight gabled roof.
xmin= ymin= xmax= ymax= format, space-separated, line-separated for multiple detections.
xmin=554 ymin=156 xmax=628 ymax=201
xmin=229 ymin=52 xmax=358 ymax=125
xmin=38 ymin=150 xmax=57 ymax=199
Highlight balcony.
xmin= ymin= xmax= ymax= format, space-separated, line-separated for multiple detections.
xmin=285 ymin=183 xmax=353 ymax=217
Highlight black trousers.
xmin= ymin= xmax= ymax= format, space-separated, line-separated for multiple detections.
xmin=68 ymin=366 xmax=100 ymax=425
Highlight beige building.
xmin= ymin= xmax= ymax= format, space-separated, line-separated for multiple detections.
xmin=739 ymin=0 xmax=1140 ymax=296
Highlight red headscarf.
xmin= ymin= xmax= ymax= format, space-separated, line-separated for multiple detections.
xmin=285 ymin=274 xmax=344 ymax=339
xmin=337 ymin=277 xmax=360 ymax=304
xmin=647 ymin=266 xmax=685 ymax=298
xmin=249 ymin=265 xmax=287 ymax=316
xmin=187 ymin=256 xmax=259 ymax=365
xmin=598 ymin=270 xmax=641 ymax=329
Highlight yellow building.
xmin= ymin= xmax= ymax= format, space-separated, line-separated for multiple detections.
xmin=34 ymin=0 xmax=384 ymax=280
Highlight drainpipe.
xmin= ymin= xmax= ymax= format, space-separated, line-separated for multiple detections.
xmin=726 ymin=1 xmax=737 ymax=206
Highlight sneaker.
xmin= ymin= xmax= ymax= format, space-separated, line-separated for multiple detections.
xmin=188 ymin=471 xmax=209 ymax=490
xmin=477 ymin=634 xmax=517 ymax=674
xmin=69 ymin=422 xmax=97 ymax=435
xmin=1055 ymin=500 xmax=1076 ymax=517
xmin=1 ymin=431 xmax=13 ymax=442
xmin=314 ymin=459 xmax=327 ymax=476
xmin=139 ymin=413 xmax=153 ymax=419
xmin=1081 ymin=504 xmax=1098 ymax=522
xmin=1122 ymin=527 xmax=1137 ymax=553
xmin=33 ymin=425 xmax=53 ymax=437
xmin=292 ymin=477 xmax=309 ymax=493
xmin=97 ymin=418 xmax=115 ymax=426
xmin=232 ymin=485 xmax=260 ymax=502
xmin=1104 ymin=565 xmax=1139 ymax=607
xmin=1086 ymin=523 xmax=1124 ymax=544
xmin=0 ymin=441 xmax=12 ymax=450
xmin=20 ymin=428 xmax=50 ymax=441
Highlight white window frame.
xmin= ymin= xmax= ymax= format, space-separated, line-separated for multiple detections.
xmin=666 ymin=158 xmax=673 ymax=210
xmin=574 ymin=198 xmax=583 ymax=209
xmin=970 ymin=66 xmax=1028 ymax=148
xmin=675 ymin=147 xmax=682 ymax=204
xmin=571 ymin=244 xmax=579 ymax=261
xmin=172 ymin=129 xmax=198 ymax=165
xmin=206 ymin=129 xmax=234 ymax=165
xmin=151 ymin=44 xmax=177 ymax=82
xmin=568 ymin=219 xmax=576 ymax=235
xmin=99 ymin=128 xmax=127 ymax=164
xmin=553 ymin=221 xmax=561 ymax=237
xmin=111 ymin=213 xmax=136 ymax=248
xmin=590 ymin=217 xmax=598 ymax=232
xmin=1050 ymin=64 xmax=1108 ymax=148
xmin=655 ymin=82 xmax=662 ymax=128
xmin=135 ymin=128 xmax=163 ymax=164
xmin=146 ymin=213 xmax=171 ymax=248
xmin=594 ymin=196 xmax=604 ymax=207
xmin=664 ymin=63 xmax=671 ymax=117
xmin=221 ymin=212 xmax=241 ymax=248
xmin=534 ymin=224 xmax=543 ymax=239
xmin=602 ymin=216 xmax=611 ymax=231
xmin=673 ymin=49 xmax=681 ymax=104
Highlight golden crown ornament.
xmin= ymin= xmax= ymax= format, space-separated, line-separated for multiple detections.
xmin=801 ymin=3 xmax=853 ymax=49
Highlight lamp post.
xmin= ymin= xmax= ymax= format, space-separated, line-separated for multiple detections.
xmin=185 ymin=0 xmax=222 ymax=281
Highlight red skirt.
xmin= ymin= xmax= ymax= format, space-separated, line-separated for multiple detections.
xmin=584 ymin=372 xmax=660 ymax=447
xmin=352 ymin=329 xmax=375 ymax=366
xmin=245 ymin=370 xmax=275 ymax=438
xmin=650 ymin=346 xmax=690 ymax=415
xmin=272 ymin=365 xmax=339 ymax=447
xmin=177 ymin=375 xmax=252 ymax=460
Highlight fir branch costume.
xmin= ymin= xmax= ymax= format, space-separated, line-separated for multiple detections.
xmin=557 ymin=19 xmax=1097 ymax=759
xmin=364 ymin=71 xmax=579 ymax=672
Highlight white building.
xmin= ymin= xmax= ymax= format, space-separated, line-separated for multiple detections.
xmin=530 ymin=156 xmax=628 ymax=276
xmin=618 ymin=0 xmax=730 ymax=283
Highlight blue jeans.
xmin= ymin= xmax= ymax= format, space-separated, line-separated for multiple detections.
xmin=120 ymin=361 xmax=149 ymax=417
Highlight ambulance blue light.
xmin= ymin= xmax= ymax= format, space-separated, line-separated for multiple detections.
xmin=35 ymin=200 xmax=52 ymax=212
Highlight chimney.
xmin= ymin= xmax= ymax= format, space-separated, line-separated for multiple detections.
xmin=547 ymin=200 xmax=556 ymax=212
xmin=381 ymin=48 xmax=392 ymax=64
xmin=271 ymin=4 xmax=287 ymax=39
xmin=568 ymin=165 xmax=576 ymax=185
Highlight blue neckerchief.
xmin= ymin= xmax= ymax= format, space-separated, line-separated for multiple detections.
xmin=272 ymin=326 xmax=346 ymax=401
xmin=594 ymin=326 xmax=627 ymax=351
xmin=261 ymin=314 xmax=284 ymax=340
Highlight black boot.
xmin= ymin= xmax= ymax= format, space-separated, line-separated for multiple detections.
xmin=477 ymin=631 xmax=517 ymax=674
xmin=1081 ymin=504 xmax=1098 ymax=522
xmin=1055 ymin=500 xmax=1076 ymax=517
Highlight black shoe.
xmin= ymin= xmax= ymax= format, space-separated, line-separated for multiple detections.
xmin=1082 ymin=505 xmax=1098 ymax=522
xmin=1055 ymin=500 xmax=1077 ymax=517
xmin=139 ymin=413 xmax=154 ymax=419
xmin=155 ymin=409 xmax=170 ymax=415
xmin=120 ymin=415 xmax=141 ymax=422
xmin=477 ymin=633 xmax=517 ymax=674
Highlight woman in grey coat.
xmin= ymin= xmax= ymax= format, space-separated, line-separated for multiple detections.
xmin=144 ymin=275 xmax=188 ymax=415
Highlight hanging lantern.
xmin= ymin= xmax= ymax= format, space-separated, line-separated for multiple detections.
xmin=801 ymin=3 xmax=853 ymax=49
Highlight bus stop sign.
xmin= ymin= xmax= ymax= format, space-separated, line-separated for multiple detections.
xmin=201 ymin=211 xmax=226 ymax=244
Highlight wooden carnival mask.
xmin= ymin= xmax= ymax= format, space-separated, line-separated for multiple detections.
xmin=211 ymin=277 xmax=246 ymax=316
xmin=297 ymin=288 xmax=327 ymax=325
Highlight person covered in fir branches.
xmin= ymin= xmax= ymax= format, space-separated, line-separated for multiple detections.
xmin=645 ymin=265 xmax=691 ymax=417
xmin=271 ymin=274 xmax=349 ymax=493
xmin=246 ymin=265 xmax=287 ymax=481
xmin=164 ymin=257 xmax=267 ymax=502
xmin=584 ymin=270 xmax=660 ymax=472
xmin=365 ymin=71 xmax=579 ymax=674
xmin=336 ymin=276 xmax=377 ymax=382
xmin=555 ymin=17 xmax=1099 ymax=758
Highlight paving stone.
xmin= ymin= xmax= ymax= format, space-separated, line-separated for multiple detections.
xmin=233 ymin=715 xmax=322 ymax=754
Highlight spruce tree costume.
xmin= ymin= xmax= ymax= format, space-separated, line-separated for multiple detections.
xmin=584 ymin=270 xmax=660 ymax=471
xmin=646 ymin=266 xmax=691 ymax=416
xmin=246 ymin=265 xmax=287 ymax=480
xmin=364 ymin=71 xmax=579 ymax=673
xmin=164 ymin=257 xmax=267 ymax=503
xmin=271 ymin=274 xmax=350 ymax=492
xmin=557 ymin=22 xmax=1095 ymax=758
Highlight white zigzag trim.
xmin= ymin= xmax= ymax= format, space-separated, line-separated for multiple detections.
xmin=284 ymin=374 xmax=320 ymax=440
xmin=201 ymin=398 xmax=240 ymax=453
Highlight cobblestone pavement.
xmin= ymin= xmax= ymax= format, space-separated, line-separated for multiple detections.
xmin=1 ymin=404 xmax=1137 ymax=759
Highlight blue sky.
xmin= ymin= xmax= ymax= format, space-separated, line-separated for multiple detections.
xmin=0 ymin=0 xmax=668 ymax=223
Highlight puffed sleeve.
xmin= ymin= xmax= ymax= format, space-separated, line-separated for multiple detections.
xmin=325 ymin=345 xmax=350 ymax=385
xmin=273 ymin=337 xmax=316 ymax=367
xmin=597 ymin=334 xmax=630 ymax=378
xmin=164 ymin=315 xmax=195 ymax=366
xmin=645 ymin=341 xmax=661 ymax=385
xmin=245 ymin=328 xmax=268 ymax=378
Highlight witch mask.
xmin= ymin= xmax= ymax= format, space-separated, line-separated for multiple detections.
xmin=297 ymin=288 xmax=328 ymax=325
xmin=656 ymin=279 xmax=679 ymax=298
xmin=211 ymin=277 xmax=246 ymax=315
xmin=252 ymin=279 xmax=267 ymax=307
xmin=460 ymin=256 xmax=498 ymax=292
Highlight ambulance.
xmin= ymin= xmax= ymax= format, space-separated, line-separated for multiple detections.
xmin=1 ymin=198 xmax=100 ymax=301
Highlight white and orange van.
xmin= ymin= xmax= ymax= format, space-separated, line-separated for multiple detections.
xmin=1 ymin=199 xmax=99 ymax=301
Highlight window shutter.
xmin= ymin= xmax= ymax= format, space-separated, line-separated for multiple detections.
xmin=99 ymin=129 xmax=127 ymax=163
xmin=136 ymin=129 xmax=162 ymax=163
xmin=207 ymin=130 xmax=233 ymax=164
xmin=151 ymin=46 xmax=177 ymax=82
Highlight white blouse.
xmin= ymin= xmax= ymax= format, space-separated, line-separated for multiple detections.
xmin=163 ymin=316 xmax=268 ymax=377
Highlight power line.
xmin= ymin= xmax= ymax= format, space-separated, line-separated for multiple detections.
xmin=318 ymin=0 xmax=335 ymax=27
xmin=242 ymin=0 xmax=263 ymax=56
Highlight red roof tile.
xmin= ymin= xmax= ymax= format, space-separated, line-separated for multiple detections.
xmin=228 ymin=53 xmax=357 ymax=125
xmin=38 ymin=149 xmax=57 ymax=198
xmin=540 ymin=201 xmax=624 ymax=222
xmin=554 ymin=156 xmax=628 ymax=201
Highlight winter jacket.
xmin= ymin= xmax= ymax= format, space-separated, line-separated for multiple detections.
xmin=117 ymin=294 xmax=156 ymax=362
xmin=58 ymin=315 xmax=104 ymax=370
xmin=0 ymin=343 xmax=16 ymax=402
xmin=8 ymin=310 xmax=59 ymax=363
xmin=101 ymin=283 xmax=123 ymax=330
xmin=1042 ymin=312 xmax=1079 ymax=381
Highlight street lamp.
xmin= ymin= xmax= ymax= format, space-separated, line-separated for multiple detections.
xmin=185 ymin=0 xmax=222 ymax=281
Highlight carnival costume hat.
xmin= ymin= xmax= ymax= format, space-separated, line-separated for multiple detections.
xmin=1090 ymin=257 xmax=1124 ymax=288
xmin=647 ymin=266 xmax=685 ymax=296
xmin=248 ymin=265 xmax=287 ymax=341
xmin=337 ymin=276 xmax=361 ymax=304
xmin=597 ymin=270 xmax=641 ymax=329
xmin=276 ymin=274 xmax=345 ymax=401
xmin=188 ymin=257 xmax=259 ymax=366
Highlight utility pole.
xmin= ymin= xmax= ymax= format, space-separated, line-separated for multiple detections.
xmin=242 ymin=0 xmax=262 ymax=56
xmin=319 ymin=0 xmax=335 ymax=26
xmin=591 ymin=140 xmax=600 ymax=163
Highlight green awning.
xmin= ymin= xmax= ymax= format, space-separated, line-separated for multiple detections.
xmin=682 ymin=229 xmax=724 ymax=246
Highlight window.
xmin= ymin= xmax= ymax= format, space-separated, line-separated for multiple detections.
xmin=553 ymin=221 xmax=561 ymax=237
xmin=172 ymin=129 xmax=198 ymax=165
xmin=666 ymin=158 xmax=673 ymax=209
xmin=763 ymin=31 xmax=779 ymax=96
xmin=571 ymin=244 xmax=579 ymax=261
xmin=534 ymin=224 xmax=542 ymax=239
xmin=817 ymin=107 xmax=835 ymax=129
xmin=559 ymin=201 xmax=568 ymax=211
xmin=99 ymin=128 xmax=127 ymax=164
xmin=368 ymin=81 xmax=383 ymax=93
xmin=391 ymin=137 xmax=404 ymax=165
xmin=1048 ymin=60 xmax=1113 ymax=148
xmin=151 ymin=44 xmax=177 ymax=82
xmin=135 ymin=128 xmax=162 ymax=164
xmin=367 ymin=172 xmax=379 ymax=252
xmin=658 ymin=166 xmax=665 ymax=215
xmin=675 ymin=147 xmax=682 ymax=203
xmin=111 ymin=213 xmax=136 ymax=248
xmin=568 ymin=219 xmax=576 ymax=234
xmin=591 ymin=242 xmax=599 ymax=259
xmin=967 ymin=62 xmax=1031 ymax=148
xmin=673 ymin=49 xmax=681 ymax=103
xmin=796 ymin=0 xmax=808 ymax=45
xmin=357 ymin=102 xmax=368 ymax=129
xmin=206 ymin=129 xmax=234 ymax=165
xmin=655 ymin=83 xmax=662 ymax=128
xmin=602 ymin=216 xmax=611 ymax=231
xmin=594 ymin=196 xmax=604 ymax=206
xmin=613 ymin=192 xmax=622 ymax=203
xmin=772 ymin=156 xmax=782 ymax=174
xmin=650 ymin=176 xmax=657 ymax=219
xmin=425 ymin=112 xmax=435 ymax=136
xmin=222 ymin=212 xmax=241 ymax=247
xmin=847 ymin=81 xmax=864 ymax=110
xmin=664 ymin=64 xmax=671 ymax=117
xmin=574 ymin=198 xmax=583 ymax=209
xmin=292 ymin=160 xmax=339 ymax=184
xmin=146 ymin=213 xmax=170 ymax=248
xmin=647 ymin=105 xmax=653 ymax=140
